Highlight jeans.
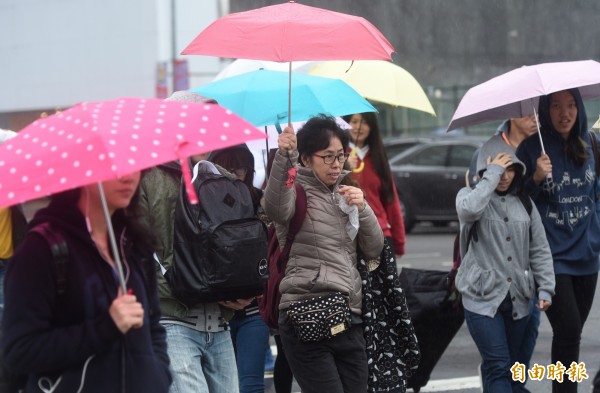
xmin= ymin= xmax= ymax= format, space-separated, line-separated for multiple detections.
xmin=229 ymin=314 xmax=270 ymax=393
xmin=518 ymin=300 xmax=541 ymax=370
xmin=465 ymin=296 xmax=530 ymax=393
xmin=278 ymin=311 xmax=367 ymax=393
xmin=545 ymin=273 xmax=598 ymax=393
xmin=163 ymin=323 xmax=238 ymax=393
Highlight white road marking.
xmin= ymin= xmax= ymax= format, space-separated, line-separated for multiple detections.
xmin=418 ymin=376 xmax=481 ymax=391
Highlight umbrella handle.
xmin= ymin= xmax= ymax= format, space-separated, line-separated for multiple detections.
xmin=533 ymin=107 xmax=552 ymax=180
xmin=350 ymin=147 xmax=364 ymax=173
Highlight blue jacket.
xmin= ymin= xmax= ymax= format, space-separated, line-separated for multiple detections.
xmin=516 ymin=88 xmax=600 ymax=276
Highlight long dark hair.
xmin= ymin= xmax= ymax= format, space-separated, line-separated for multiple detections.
xmin=343 ymin=112 xmax=395 ymax=204
xmin=538 ymin=88 xmax=589 ymax=167
xmin=208 ymin=144 xmax=260 ymax=207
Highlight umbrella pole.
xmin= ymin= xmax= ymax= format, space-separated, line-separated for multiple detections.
xmin=533 ymin=107 xmax=552 ymax=180
xmin=288 ymin=61 xmax=292 ymax=127
xmin=533 ymin=107 xmax=546 ymax=154
xmin=97 ymin=182 xmax=128 ymax=293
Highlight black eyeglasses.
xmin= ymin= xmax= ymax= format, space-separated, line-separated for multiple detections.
xmin=313 ymin=153 xmax=350 ymax=165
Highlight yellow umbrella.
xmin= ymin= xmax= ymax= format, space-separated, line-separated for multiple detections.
xmin=309 ymin=60 xmax=436 ymax=115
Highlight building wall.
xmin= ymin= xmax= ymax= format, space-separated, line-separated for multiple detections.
xmin=0 ymin=0 xmax=223 ymax=129
xmin=230 ymin=1 xmax=600 ymax=135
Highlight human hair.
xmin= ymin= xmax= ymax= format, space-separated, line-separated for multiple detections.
xmin=51 ymin=186 xmax=156 ymax=253
xmin=296 ymin=114 xmax=349 ymax=167
xmin=342 ymin=112 xmax=395 ymax=205
xmin=208 ymin=144 xmax=260 ymax=207
xmin=538 ymin=88 xmax=589 ymax=167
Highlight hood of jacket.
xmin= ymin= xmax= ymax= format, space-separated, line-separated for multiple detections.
xmin=538 ymin=88 xmax=588 ymax=143
xmin=476 ymin=134 xmax=526 ymax=179
xmin=207 ymin=143 xmax=254 ymax=168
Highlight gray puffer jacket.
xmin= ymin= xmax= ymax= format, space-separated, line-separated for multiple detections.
xmin=264 ymin=150 xmax=384 ymax=315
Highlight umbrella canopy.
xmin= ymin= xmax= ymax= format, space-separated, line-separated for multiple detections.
xmin=0 ymin=97 xmax=264 ymax=208
xmin=182 ymin=2 xmax=394 ymax=62
xmin=0 ymin=97 xmax=264 ymax=292
xmin=309 ymin=60 xmax=436 ymax=115
xmin=191 ymin=69 xmax=377 ymax=127
xmin=214 ymin=59 xmax=313 ymax=81
xmin=447 ymin=60 xmax=600 ymax=132
xmin=0 ymin=129 xmax=17 ymax=143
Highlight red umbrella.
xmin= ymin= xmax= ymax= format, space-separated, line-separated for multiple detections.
xmin=182 ymin=1 xmax=395 ymax=125
xmin=0 ymin=97 xmax=265 ymax=291
xmin=181 ymin=2 xmax=394 ymax=62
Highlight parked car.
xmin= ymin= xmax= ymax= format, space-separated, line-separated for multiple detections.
xmin=383 ymin=136 xmax=432 ymax=159
xmin=389 ymin=137 xmax=485 ymax=233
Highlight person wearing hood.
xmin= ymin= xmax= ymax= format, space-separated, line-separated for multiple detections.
xmin=455 ymin=134 xmax=555 ymax=393
xmin=2 ymin=174 xmax=172 ymax=392
xmin=463 ymin=115 xmax=541 ymax=391
xmin=136 ymin=91 xmax=252 ymax=393
xmin=206 ymin=144 xmax=270 ymax=393
xmin=516 ymin=88 xmax=600 ymax=393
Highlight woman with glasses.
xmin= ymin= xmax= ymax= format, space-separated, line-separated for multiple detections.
xmin=343 ymin=112 xmax=406 ymax=257
xmin=207 ymin=144 xmax=271 ymax=393
xmin=264 ymin=114 xmax=384 ymax=393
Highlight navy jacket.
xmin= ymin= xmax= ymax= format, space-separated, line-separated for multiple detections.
xmin=1 ymin=200 xmax=171 ymax=392
xmin=516 ymin=88 xmax=600 ymax=276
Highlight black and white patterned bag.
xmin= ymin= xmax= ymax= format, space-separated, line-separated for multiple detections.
xmin=286 ymin=292 xmax=351 ymax=343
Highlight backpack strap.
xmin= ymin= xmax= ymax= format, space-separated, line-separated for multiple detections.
xmin=30 ymin=223 xmax=69 ymax=295
xmin=277 ymin=183 xmax=307 ymax=273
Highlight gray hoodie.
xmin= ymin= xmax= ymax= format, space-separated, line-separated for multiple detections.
xmin=455 ymin=134 xmax=555 ymax=319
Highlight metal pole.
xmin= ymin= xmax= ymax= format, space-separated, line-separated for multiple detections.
xmin=97 ymin=182 xmax=128 ymax=293
xmin=171 ymin=0 xmax=177 ymax=94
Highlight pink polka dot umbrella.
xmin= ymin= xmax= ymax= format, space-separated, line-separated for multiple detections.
xmin=0 ymin=97 xmax=264 ymax=208
xmin=0 ymin=97 xmax=265 ymax=291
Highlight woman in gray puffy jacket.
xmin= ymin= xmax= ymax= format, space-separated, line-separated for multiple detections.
xmin=264 ymin=114 xmax=383 ymax=393
xmin=455 ymin=134 xmax=555 ymax=393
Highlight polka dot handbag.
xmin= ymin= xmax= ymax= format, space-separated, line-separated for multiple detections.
xmin=286 ymin=292 xmax=351 ymax=343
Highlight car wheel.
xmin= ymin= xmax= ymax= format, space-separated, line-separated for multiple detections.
xmin=399 ymin=197 xmax=415 ymax=233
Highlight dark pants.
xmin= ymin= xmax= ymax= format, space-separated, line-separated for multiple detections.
xmin=594 ymin=366 xmax=600 ymax=393
xmin=545 ymin=273 xmax=598 ymax=393
xmin=278 ymin=311 xmax=367 ymax=393
xmin=273 ymin=334 xmax=293 ymax=393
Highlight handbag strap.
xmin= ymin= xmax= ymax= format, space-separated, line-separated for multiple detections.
xmin=278 ymin=183 xmax=307 ymax=272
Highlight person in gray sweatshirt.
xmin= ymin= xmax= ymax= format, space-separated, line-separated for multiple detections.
xmin=455 ymin=134 xmax=555 ymax=393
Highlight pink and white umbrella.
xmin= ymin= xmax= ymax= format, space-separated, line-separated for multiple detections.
xmin=447 ymin=60 xmax=600 ymax=132
xmin=0 ymin=97 xmax=264 ymax=208
xmin=0 ymin=97 xmax=265 ymax=291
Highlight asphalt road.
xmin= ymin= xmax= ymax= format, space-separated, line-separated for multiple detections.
xmin=399 ymin=223 xmax=600 ymax=393
xmin=266 ymin=222 xmax=599 ymax=393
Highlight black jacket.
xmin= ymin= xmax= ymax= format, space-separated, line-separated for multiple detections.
xmin=1 ymin=200 xmax=171 ymax=392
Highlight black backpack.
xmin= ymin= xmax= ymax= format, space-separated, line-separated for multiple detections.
xmin=168 ymin=162 xmax=268 ymax=305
